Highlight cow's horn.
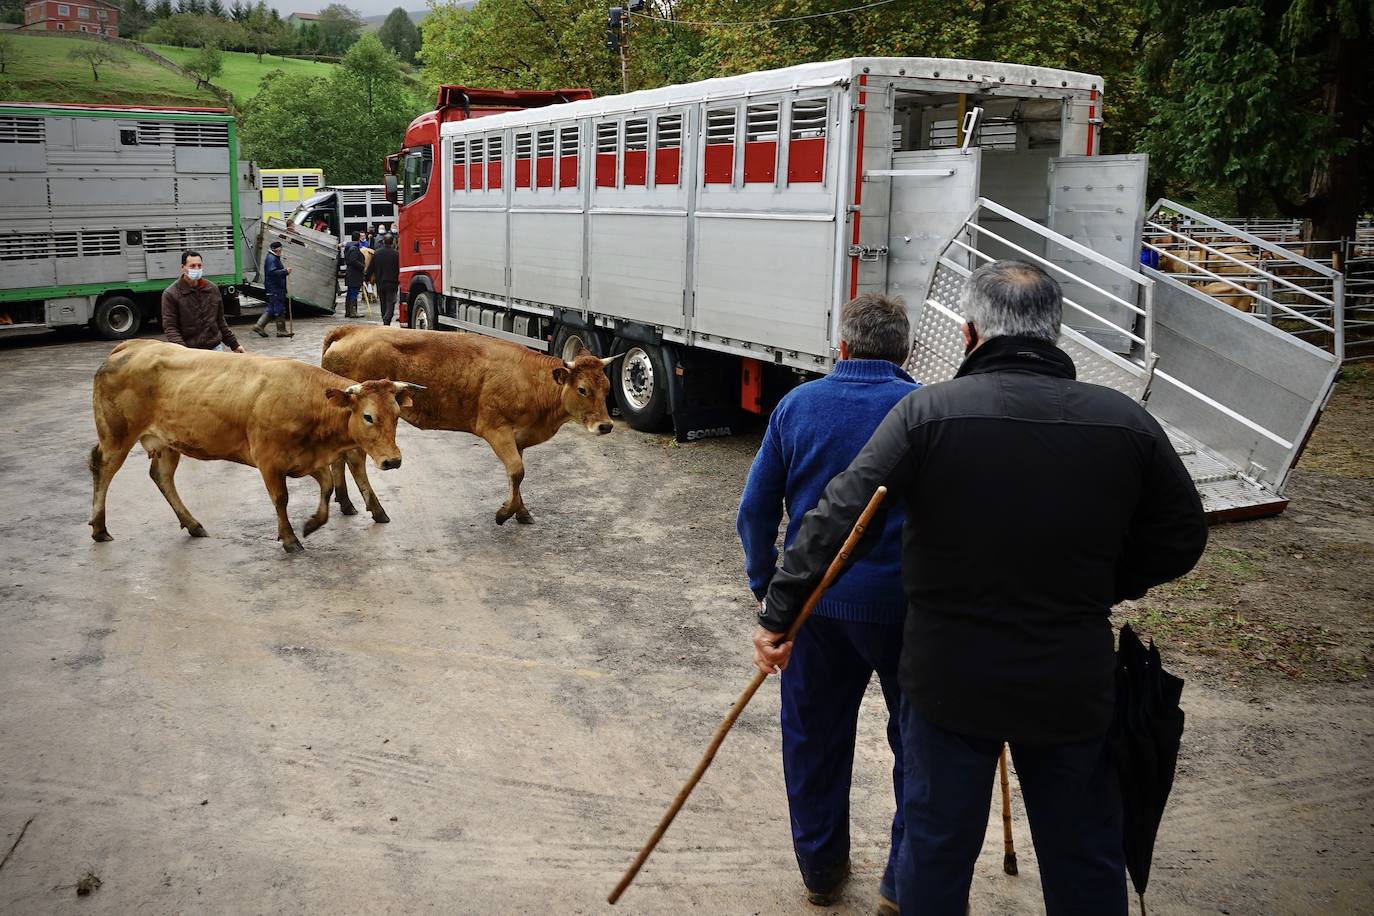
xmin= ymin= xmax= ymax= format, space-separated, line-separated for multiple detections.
xmin=392 ymin=381 xmax=427 ymax=392
xmin=600 ymin=353 xmax=627 ymax=367
xmin=344 ymin=383 xmax=363 ymax=395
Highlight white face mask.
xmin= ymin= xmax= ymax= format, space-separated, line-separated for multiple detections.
xmin=186 ymin=268 xmax=203 ymax=281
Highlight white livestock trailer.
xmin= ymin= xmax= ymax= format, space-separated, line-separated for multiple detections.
xmin=414 ymin=58 xmax=1338 ymax=520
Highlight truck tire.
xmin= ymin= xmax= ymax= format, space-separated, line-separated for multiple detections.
xmin=92 ymin=295 xmax=142 ymax=341
xmin=409 ymin=290 xmax=437 ymax=330
xmin=552 ymin=325 xmax=607 ymax=363
xmin=614 ymin=342 xmax=671 ymax=432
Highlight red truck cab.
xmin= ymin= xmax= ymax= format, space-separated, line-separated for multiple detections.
xmin=386 ymin=86 xmax=594 ymax=326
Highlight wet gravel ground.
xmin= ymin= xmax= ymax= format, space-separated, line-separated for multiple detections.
xmin=0 ymin=317 xmax=1370 ymax=915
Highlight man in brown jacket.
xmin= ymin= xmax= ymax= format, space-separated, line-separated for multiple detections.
xmin=161 ymin=250 xmax=245 ymax=352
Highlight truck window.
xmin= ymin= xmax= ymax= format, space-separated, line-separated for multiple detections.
xmin=536 ymin=129 xmax=555 ymax=188
xmin=596 ymin=122 xmax=618 ymax=188
xmin=624 ymin=118 xmax=648 ymax=186
xmin=515 ymin=131 xmax=533 ymax=189
xmin=744 ymin=101 xmax=779 ymax=184
xmin=788 ymin=97 xmax=827 ymax=183
xmin=401 ymin=145 xmax=432 ymax=205
xmin=453 ymin=140 xmax=466 ymax=190
xmin=559 ymin=125 xmax=580 ymax=189
xmin=655 ymin=113 xmax=682 ymax=186
xmin=704 ymin=107 xmax=735 ymax=185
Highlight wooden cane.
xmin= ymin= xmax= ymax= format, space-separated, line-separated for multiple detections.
xmin=286 ymin=295 xmax=294 ymax=337
xmin=999 ymin=745 xmax=1018 ymax=875
xmin=608 ymin=486 xmax=889 ymax=905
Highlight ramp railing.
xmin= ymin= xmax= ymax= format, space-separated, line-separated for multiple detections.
xmin=909 ymin=198 xmax=1155 ymax=401
xmin=1143 ymin=199 xmax=1346 ymax=360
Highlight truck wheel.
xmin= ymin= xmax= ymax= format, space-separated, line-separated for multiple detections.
xmin=553 ymin=325 xmax=607 ymax=362
xmin=409 ymin=291 xmax=436 ymax=330
xmin=614 ymin=343 xmax=671 ymax=432
xmin=92 ymin=295 xmax=142 ymax=341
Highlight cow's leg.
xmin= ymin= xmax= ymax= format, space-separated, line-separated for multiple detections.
xmin=487 ymin=432 xmax=532 ymax=525
xmin=260 ymin=468 xmax=304 ymax=553
xmin=344 ymin=449 xmax=389 ymax=524
xmin=332 ymin=453 xmax=358 ymax=516
xmin=88 ymin=439 xmax=135 ymax=542
xmin=147 ymin=446 xmax=207 ymax=537
xmin=303 ymin=468 xmax=333 ymax=537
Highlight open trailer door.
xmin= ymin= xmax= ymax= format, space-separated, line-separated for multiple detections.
xmin=1045 ymin=154 xmax=1150 ymax=354
xmin=884 ymin=147 xmax=983 ymax=312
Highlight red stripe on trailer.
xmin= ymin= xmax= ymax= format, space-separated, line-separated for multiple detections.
xmin=849 ymin=74 xmax=867 ymax=298
xmin=744 ymin=140 xmax=776 ymax=184
xmin=560 ymin=154 xmax=579 ymax=188
xmin=788 ymin=137 xmax=825 ymax=183
xmin=623 ymin=149 xmax=648 ymax=186
xmin=704 ymin=143 xmax=734 ymax=184
xmin=536 ymin=156 xmax=554 ymax=188
xmin=1086 ymin=89 xmax=1097 ymax=156
xmin=655 ymin=147 xmax=680 ymax=185
xmin=595 ymin=152 xmax=616 ymax=187
xmin=515 ymin=158 xmax=532 ymax=188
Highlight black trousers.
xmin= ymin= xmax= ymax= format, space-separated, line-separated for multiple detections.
xmin=377 ymin=284 xmax=398 ymax=326
xmin=896 ymin=700 xmax=1126 ymax=915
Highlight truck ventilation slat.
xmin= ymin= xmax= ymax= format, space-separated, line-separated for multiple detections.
xmin=0 ymin=116 xmax=45 ymax=144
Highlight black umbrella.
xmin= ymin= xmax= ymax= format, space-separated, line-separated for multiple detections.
xmin=1112 ymin=623 xmax=1186 ymax=915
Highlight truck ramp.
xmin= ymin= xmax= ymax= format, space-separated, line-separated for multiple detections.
xmin=907 ymin=200 xmax=1338 ymax=521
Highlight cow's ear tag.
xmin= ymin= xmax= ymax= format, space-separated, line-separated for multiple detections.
xmin=552 ymin=367 xmax=571 ymax=385
xmin=325 ymin=388 xmax=351 ymax=406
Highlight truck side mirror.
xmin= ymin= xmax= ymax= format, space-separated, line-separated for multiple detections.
xmin=385 ymin=173 xmax=398 ymax=205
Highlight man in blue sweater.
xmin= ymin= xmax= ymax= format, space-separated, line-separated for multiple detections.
xmin=737 ymin=292 xmax=918 ymax=912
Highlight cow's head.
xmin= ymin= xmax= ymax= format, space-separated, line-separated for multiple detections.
xmin=552 ymin=348 xmax=619 ymax=434
xmin=325 ymin=380 xmax=425 ymax=469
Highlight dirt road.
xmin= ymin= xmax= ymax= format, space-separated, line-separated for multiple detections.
xmin=1 ymin=320 xmax=1370 ymax=914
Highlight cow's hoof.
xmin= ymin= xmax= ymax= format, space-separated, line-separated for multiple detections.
xmin=303 ymin=518 xmax=326 ymax=537
xmin=338 ymin=502 xmax=358 ymax=516
xmin=187 ymin=525 xmax=208 ymax=538
xmin=283 ymin=541 xmax=305 ymax=554
xmin=494 ymin=509 xmax=511 ymax=525
xmin=371 ymin=510 xmax=390 ymax=524
xmin=92 ymin=531 xmax=113 ymax=543
xmin=516 ymin=513 xmax=534 ymax=525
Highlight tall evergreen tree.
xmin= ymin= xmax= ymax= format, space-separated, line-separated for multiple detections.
xmin=377 ymin=7 xmax=421 ymax=63
xmin=152 ymin=0 xmax=173 ymax=20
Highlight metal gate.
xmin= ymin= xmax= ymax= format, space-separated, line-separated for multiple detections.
xmin=1046 ymin=155 xmax=1150 ymax=354
xmin=884 ymin=147 xmax=982 ymax=311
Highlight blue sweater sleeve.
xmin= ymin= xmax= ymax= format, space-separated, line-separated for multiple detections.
xmin=737 ymin=418 xmax=788 ymax=601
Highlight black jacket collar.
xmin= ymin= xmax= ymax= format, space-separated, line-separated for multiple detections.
xmin=955 ymin=334 xmax=1077 ymax=381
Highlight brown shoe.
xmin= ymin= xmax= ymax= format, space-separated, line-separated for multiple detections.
xmin=876 ymin=890 xmax=899 ymax=914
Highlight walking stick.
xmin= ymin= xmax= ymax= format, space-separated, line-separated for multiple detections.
xmin=999 ymin=745 xmax=1018 ymax=875
xmin=608 ymin=486 xmax=889 ymax=905
xmin=286 ymin=295 xmax=294 ymax=337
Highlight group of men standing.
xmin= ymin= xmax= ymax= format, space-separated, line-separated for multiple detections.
xmin=739 ymin=261 xmax=1208 ymax=915
xmin=343 ymin=232 xmax=401 ymax=326
xmin=160 ymin=231 xmax=403 ymax=357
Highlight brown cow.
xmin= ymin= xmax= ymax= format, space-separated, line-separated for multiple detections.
xmin=321 ymin=325 xmax=618 ymax=525
xmin=89 ymin=339 xmax=422 ymax=553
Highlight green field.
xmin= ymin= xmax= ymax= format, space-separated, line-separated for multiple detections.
xmin=0 ymin=33 xmax=220 ymax=107
xmin=145 ymin=44 xmax=336 ymax=104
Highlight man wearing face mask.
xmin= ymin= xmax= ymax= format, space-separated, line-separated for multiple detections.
xmin=161 ymin=250 xmax=244 ymax=353
xmin=754 ymin=260 xmax=1208 ymax=915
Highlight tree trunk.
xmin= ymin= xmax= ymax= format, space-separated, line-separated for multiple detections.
xmin=1301 ymin=26 xmax=1370 ymax=245
xmin=91 ymin=64 xmax=99 ymax=81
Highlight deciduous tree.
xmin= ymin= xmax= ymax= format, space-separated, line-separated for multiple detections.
xmin=68 ymin=43 xmax=128 ymax=82
xmin=187 ymin=42 xmax=223 ymax=87
xmin=317 ymin=3 xmax=364 ymax=55
xmin=0 ymin=33 xmax=19 ymax=74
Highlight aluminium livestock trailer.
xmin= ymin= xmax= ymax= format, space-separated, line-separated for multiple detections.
xmin=0 ymin=103 xmax=338 ymax=339
xmin=389 ymin=58 xmax=1337 ymax=519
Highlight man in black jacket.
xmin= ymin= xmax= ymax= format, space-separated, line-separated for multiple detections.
xmin=365 ymin=235 xmax=401 ymax=326
xmin=755 ymin=261 xmax=1207 ymax=915
xmin=342 ymin=233 xmax=366 ymax=319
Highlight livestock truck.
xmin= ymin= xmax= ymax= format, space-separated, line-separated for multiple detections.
xmin=287 ymin=184 xmax=396 ymax=241
xmin=0 ymin=103 xmax=337 ymax=340
xmin=385 ymin=58 xmax=1341 ymax=521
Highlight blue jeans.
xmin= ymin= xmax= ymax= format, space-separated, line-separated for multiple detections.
xmin=896 ymin=700 xmax=1126 ymax=915
xmin=780 ymin=614 xmax=905 ymax=895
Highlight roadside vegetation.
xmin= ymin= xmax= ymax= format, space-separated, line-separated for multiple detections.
xmin=0 ymin=32 xmax=217 ymax=106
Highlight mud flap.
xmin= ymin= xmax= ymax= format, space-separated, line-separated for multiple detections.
xmin=668 ymin=348 xmax=743 ymax=443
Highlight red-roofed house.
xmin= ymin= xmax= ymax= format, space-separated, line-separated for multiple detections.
xmin=23 ymin=0 xmax=120 ymax=35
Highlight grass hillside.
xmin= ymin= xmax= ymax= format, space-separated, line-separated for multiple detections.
xmin=0 ymin=33 xmax=220 ymax=107
xmin=145 ymin=44 xmax=336 ymax=104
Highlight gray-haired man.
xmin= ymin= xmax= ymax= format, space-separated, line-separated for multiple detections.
xmin=755 ymin=261 xmax=1207 ymax=914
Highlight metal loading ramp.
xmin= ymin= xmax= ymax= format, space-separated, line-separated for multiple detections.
xmin=905 ymin=199 xmax=1340 ymax=522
